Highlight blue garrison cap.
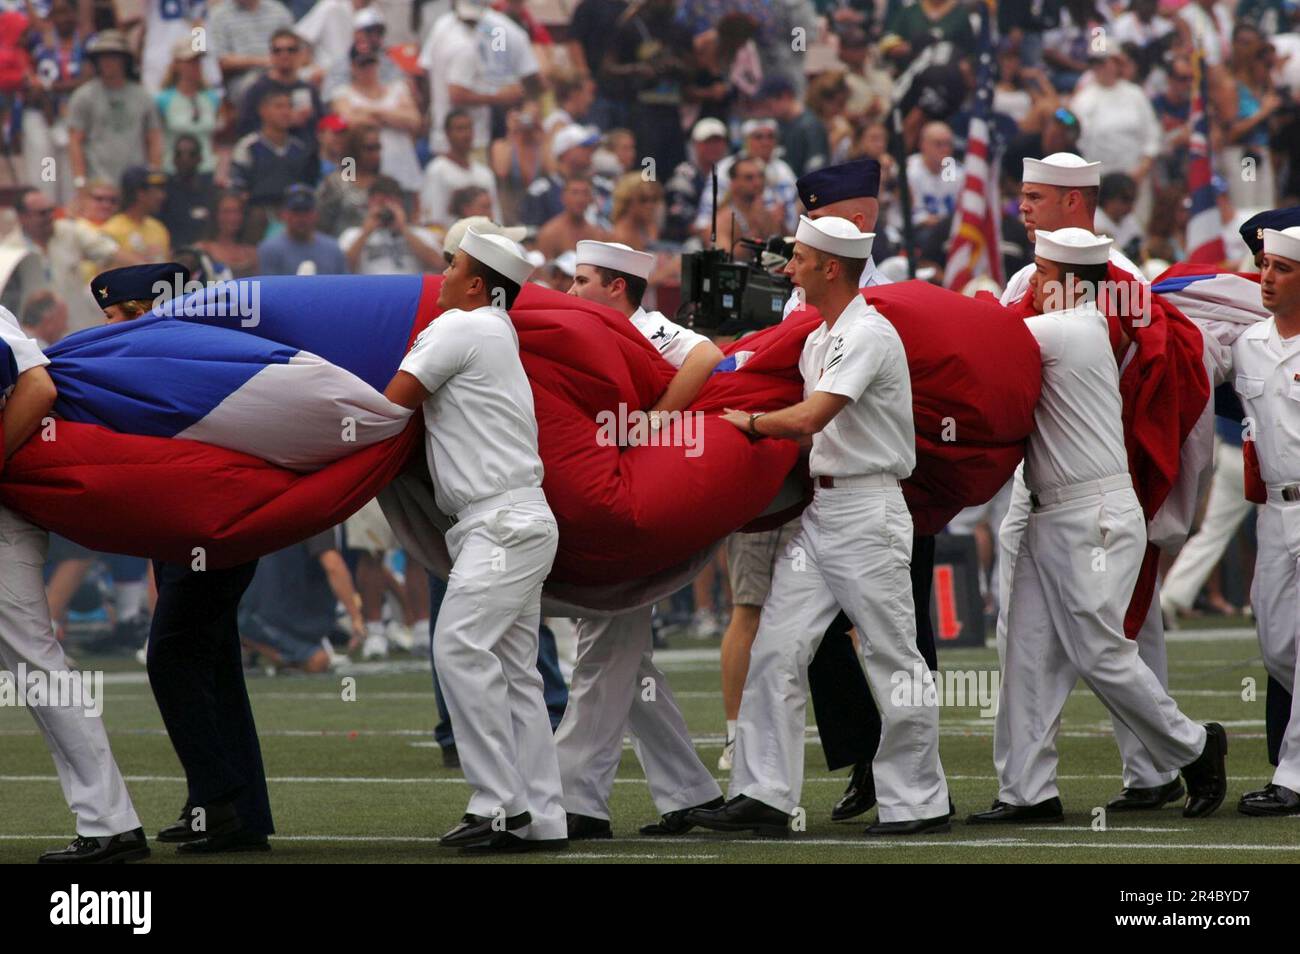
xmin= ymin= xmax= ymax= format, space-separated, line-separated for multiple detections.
xmin=1240 ymin=206 xmax=1300 ymax=256
xmin=796 ymin=158 xmax=881 ymax=211
xmin=91 ymin=262 xmax=191 ymax=309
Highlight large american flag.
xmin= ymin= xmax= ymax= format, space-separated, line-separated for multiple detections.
xmin=944 ymin=1 xmax=1004 ymax=291
xmin=1186 ymin=47 xmax=1227 ymax=264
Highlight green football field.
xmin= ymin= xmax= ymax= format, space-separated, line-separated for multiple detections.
xmin=3 ymin=622 xmax=1298 ymax=864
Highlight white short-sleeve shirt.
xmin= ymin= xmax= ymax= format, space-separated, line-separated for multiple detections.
xmin=629 ymin=307 xmax=711 ymax=371
xmin=1021 ymin=304 xmax=1129 ymax=493
xmin=398 ymin=306 xmax=545 ymax=516
xmin=1232 ymin=318 xmax=1300 ymax=486
xmin=799 ymin=295 xmax=915 ymax=479
xmin=0 ymin=307 xmax=51 ymax=411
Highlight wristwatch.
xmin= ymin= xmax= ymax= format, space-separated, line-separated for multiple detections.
xmin=748 ymin=412 xmax=765 ymax=436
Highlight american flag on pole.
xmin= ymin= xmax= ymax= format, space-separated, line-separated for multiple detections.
xmin=944 ymin=1 xmax=1004 ymax=291
xmin=1186 ymin=47 xmax=1227 ymax=264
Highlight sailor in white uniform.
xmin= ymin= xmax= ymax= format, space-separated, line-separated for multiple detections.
xmin=1234 ymin=225 xmax=1300 ymax=817
xmin=0 ymin=308 xmax=148 ymax=864
xmin=968 ymin=228 xmax=1228 ymax=823
xmin=690 ymin=215 xmax=951 ymax=837
xmin=383 ymin=228 xmax=566 ymax=853
xmin=557 ymin=239 xmax=726 ymax=839
xmin=993 ymin=152 xmax=1185 ymax=813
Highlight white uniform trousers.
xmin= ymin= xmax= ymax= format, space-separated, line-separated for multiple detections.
xmin=433 ymin=495 xmax=566 ymax=841
xmin=0 ymin=506 xmax=140 ymax=837
xmin=554 ymin=605 xmax=722 ymax=819
xmin=1160 ymin=438 xmax=1252 ymax=613
xmin=994 ymin=469 xmax=1180 ymax=790
xmin=1250 ymin=497 xmax=1300 ymax=792
xmin=996 ymin=483 xmax=1206 ymax=806
xmin=731 ymin=483 xmax=949 ymax=822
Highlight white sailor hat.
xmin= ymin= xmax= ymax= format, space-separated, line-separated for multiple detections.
xmin=1023 ymin=152 xmax=1101 ymax=188
xmin=460 ymin=227 xmax=534 ymax=286
xmin=574 ymin=240 xmax=654 ymax=280
xmin=1262 ymin=226 xmax=1300 ymax=262
xmin=794 ymin=214 xmax=874 ymax=259
xmin=1034 ymin=227 xmax=1112 ymax=265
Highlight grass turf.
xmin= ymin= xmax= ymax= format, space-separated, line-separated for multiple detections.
xmin=2 ymin=621 xmax=1298 ymax=863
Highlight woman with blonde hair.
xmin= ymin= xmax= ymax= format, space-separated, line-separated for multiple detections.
xmin=155 ymin=39 xmax=220 ymax=175
xmin=610 ymin=172 xmax=679 ymax=307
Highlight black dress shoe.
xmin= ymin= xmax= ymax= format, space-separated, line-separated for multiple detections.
xmin=157 ymin=804 xmax=205 ymax=843
xmin=438 ymin=811 xmax=531 ymax=847
xmin=966 ymin=797 xmax=1065 ymax=824
xmin=865 ymin=814 xmax=952 ymax=836
xmin=39 ymin=828 xmax=151 ymax=864
xmin=459 ymin=833 xmax=569 ymax=855
xmin=684 ymin=795 xmax=790 ymax=838
xmin=640 ymin=797 xmax=725 ymax=835
xmin=1238 ymin=783 xmax=1300 ymax=817
xmin=159 ymin=799 xmax=243 ymax=844
xmin=441 ymin=745 xmax=460 ymax=769
xmin=1106 ymin=779 xmax=1185 ymax=812
xmin=177 ymin=829 xmax=271 ymax=854
xmin=566 ymin=813 xmax=613 ymax=840
xmin=1181 ymin=722 xmax=1228 ymax=818
xmin=831 ymin=761 xmax=876 ymax=822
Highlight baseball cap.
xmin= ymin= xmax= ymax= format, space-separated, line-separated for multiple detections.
xmin=551 ymin=124 xmax=600 ymax=162
xmin=353 ymin=6 xmax=386 ymax=30
xmin=283 ymin=184 xmax=317 ymax=211
xmin=172 ymin=37 xmax=203 ymax=61
xmin=691 ymin=118 xmax=728 ymax=143
xmin=317 ymin=113 xmax=348 ymax=133
xmin=121 ymin=166 xmax=167 ymax=192
xmin=443 ymin=216 xmax=528 ymax=257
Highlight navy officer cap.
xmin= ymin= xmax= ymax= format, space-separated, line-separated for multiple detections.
xmin=797 ymin=158 xmax=881 ymax=211
xmin=1240 ymin=206 xmax=1300 ymax=256
xmin=91 ymin=262 xmax=191 ymax=309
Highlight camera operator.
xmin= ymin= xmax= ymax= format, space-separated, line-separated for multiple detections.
xmin=339 ymin=176 xmax=444 ymax=275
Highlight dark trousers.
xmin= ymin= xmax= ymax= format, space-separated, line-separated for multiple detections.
xmin=426 ymin=574 xmax=569 ymax=748
xmin=1268 ymin=677 xmax=1293 ymax=767
xmin=807 ymin=533 xmax=937 ymax=772
xmin=147 ymin=560 xmax=273 ymax=835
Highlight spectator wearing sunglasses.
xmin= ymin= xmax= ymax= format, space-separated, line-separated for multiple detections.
xmin=237 ymin=28 xmax=325 ymax=146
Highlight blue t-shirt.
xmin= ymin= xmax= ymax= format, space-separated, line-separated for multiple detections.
xmin=256 ymin=231 xmax=347 ymax=276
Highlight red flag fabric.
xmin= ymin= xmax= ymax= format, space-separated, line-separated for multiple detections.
xmin=1005 ymin=264 xmax=1211 ymax=637
xmin=2 ymin=278 xmax=1041 ymax=585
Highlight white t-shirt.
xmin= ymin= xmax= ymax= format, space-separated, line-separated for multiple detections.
xmin=338 ymin=225 xmax=441 ymax=274
xmin=629 ymin=307 xmax=711 ymax=370
xmin=398 ymin=306 xmax=544 ymax=515
xmin=293 ymin=0 xmax=356 ymax=79
xmin=0 ymin=307 xmax=51 ymax=411
xmin=799 ymin=295 xmax=915 ymax=479
xmin=999 ymin=246 xmax=1146 ymax=306
xmin=1072 ymin=79 xmax=1161 ymax=177
xmin=1022 ymin=304 xmax=1129 ymax=494
xmin=1232 ymin=318 xmax=1300 ymax=486
xmin=417 ymin=9 xmax=538 ymax=153
xmin=1110 ymin=11 xmax=1174 ymax=48
xmin=906 ymin=153 xmax=962 ymax=221
xmin=419 ymin=154 xmax=502 ymax=227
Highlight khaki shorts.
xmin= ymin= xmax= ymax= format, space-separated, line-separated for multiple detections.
xmin=344 ymin=498 xmax=397 ymax=555
xmin=726 ymin=520 xmax=801 ymax=607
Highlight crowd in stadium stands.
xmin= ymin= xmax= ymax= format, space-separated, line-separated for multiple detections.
xmin=0 ymin=0 xmax=1289 ymax=666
